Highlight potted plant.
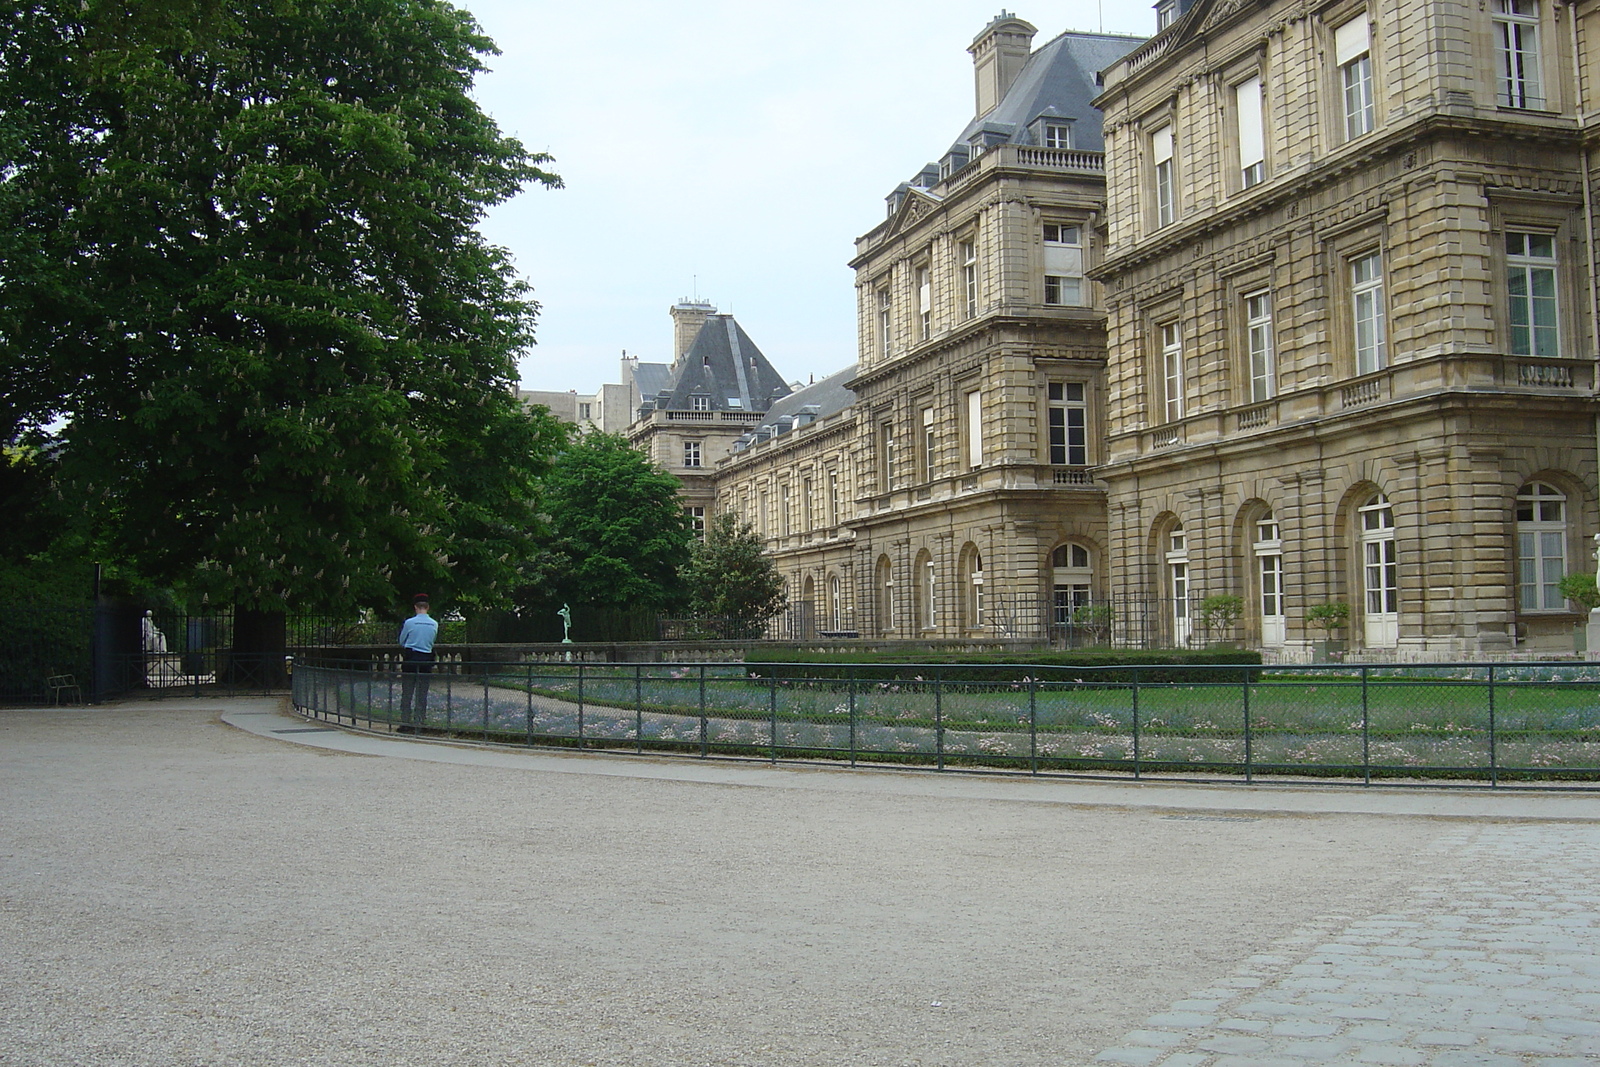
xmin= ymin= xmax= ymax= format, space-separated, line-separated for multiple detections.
xmin=1558 ymin=573 xmax=1600 ymax=652
xmin=1199 ymin=594 xmax=1244 ymax=648
xmin=1305 ymin=601 xmax=1349 ymax=661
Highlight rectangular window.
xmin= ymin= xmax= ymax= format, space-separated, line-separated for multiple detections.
xmin=916 ymin=266 xmax=931 ymax=340
xmin=687 ymin=506 xmax=705 ymax=540
xmin=827 ymin=468 xmax=839 ymax=527
xmin=877 ymin=286 xmax=892 ymax=357
xmin=579 ymin=402 xmax=592 ymax=420
xmin=1161 ymin=322 xmax=1185 ymax=422
xmin=1493 ymin=0 xmax=1544 ymax=109
xmin=1245 ymin=290 xmax=1276 ymax=401
xmin=1235 ymin=76 xmax=1265 ymax=187
xmin=1044 ymin=124 xmax=1071 ymax=149
xmin=1507 ymin=231 xmax=1559 ymax=356
xmin=921 ymin=406 xmax=936 ymax=480
xmin=880 ymin=422 xmax=896 ymax=487
xmin=960 ymin=241 xmax=978 ymax=318
xmin=1043 ymin=223 xmax=1085 ymax=306
xmin=1152 ymin=126 xmax=1175 ymax=226
xmin=780 ymin=483 xmax=791 ymax=537
xmin=801 ymin=478 xmax=812 ymax=533
xmin=690 ymin=394 xmax=710 ymax=411
xmin=1351 ymin=251 xmax=1387 ymax=374
xmin=1048 ymin=382 xmax=1088 ymax=465
xmin=965 ymin=390 xmax=983 ymax=469
xmin=683 ymin=440 xmax=702 ymax=468
xmin=1336 ymin=18 xmax=1374 ymax=139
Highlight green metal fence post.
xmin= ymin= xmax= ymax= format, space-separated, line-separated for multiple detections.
xmin=699 ymin=664 xmax=708 ymax=758
xmin=769 ymin=670 xmax=779 ymax=764
xmin=526 ymin=662 xmax=534 ymax=746
xmin=849 ymin=667 xmax=857 ymax=768
xmin=482 ymin=667 xmax=490 ymax=741
xmin=1488 ymin=664 xmax=1498 ymax=787
xmin=577 ymin=661 xmax=586 ymax=747
xmin=935 ymin=669 xmax=944 ymax=771
xmin=1243 ymin=666 xmax=1253 ymax=784
xmin=444 ymin=663 xmax=453 ymax=734
xmin=1362 ymin=666 xmax=1371 ymax=785
xmin=635 ymin=665 xmax=644 ymax=756
xmin=1132 ymin=668 xmax=1141 ymax=780
xmin=1029 ymin=675 xmax=1038 ymax=775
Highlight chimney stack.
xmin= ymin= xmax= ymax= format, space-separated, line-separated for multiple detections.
xmin=670 ymin=299 xmax=717 ymax=362
xmin=969 ymin=12 xmax=1036 ymax=118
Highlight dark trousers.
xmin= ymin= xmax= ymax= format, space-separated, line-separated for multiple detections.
xmin=399 ymin=650 xmax=436 ymax=724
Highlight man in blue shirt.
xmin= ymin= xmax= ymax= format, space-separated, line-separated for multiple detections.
xmin=398 ymin=594 xmax=439 ymax=732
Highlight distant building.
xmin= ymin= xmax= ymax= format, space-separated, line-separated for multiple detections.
xmin=625 ymin=301 xmax=794 ymax=536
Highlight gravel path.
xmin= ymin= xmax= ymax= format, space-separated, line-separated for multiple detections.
xmin=1 ymin=699 xmax=1594 ymax=1066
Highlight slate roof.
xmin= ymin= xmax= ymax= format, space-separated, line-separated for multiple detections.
xmin=655 ymin=314 xmax=791 ymax=414
xmin=631 ymin=362 xmax=673 ymax=403
xmin=732 ymin=364 xmax=858 ymax=453
xmin=950 ymin=30 xmax=1144 ymax=154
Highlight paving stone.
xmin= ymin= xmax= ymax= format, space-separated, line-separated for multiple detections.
xmin=1414 ymin=1032 xmax=1477 ymax=1047
xmin=1196 ymin=1035 xmax=1271 ymax=1055
xmin=1344 ymin=1024 xmax=1412 ymax=1042
xmin=1268 ymin=1020 xmax=1339 ymax=1038
xmin=1145 ymin=1012 xmax=1218 ymax=1028
xmin=1095 ymin=1047 xmax=1166 ymax=1066
xmin=1351 ymin=1046 xmax=1428 ymax=1065
xmin=1541 ymin=1017 xmax=1600 ymax=1036
xmin=1331 ymin=1006 xmax=1394 ymax=1021
xmin=1154 ymin=1055 xmax=1209 ymax=1067
xmin=1122 ymin=1029 xmax=1187 ymax=1048
xmin=1276 ymin=1039 xmax=1354 ymax=1059
xmin=1482 ymin=1033 xmax=1569 ymax=1054
xmin=1423 ymin=1052 xmax=1519 ymax=1067
xmin=1217 ymin=1018 xmax=1270 ymax=1033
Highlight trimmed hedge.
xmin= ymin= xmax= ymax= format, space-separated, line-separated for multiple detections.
xmin=743 ymin=647 xmax=1262 ymax=685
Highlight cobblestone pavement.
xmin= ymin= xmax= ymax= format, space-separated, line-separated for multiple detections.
xmin=1092 ymin=824 xmax=1600 ymax=1067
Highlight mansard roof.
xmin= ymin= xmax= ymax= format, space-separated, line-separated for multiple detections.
xmin=950 ymin=30 xmax=1144 ymax=154
xmin=731 ymin=364 xmax=858 ymax=454
xmin=657 ymin=314 xmax=791 ymax=414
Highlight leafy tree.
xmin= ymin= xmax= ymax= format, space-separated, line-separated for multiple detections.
xmin=0 ymin=0 xmax=565 ymax=616
xmin=685 ymin=511 xmax=787 ymax=639
xmin=533 ymin=433 xmax=693 ymax=614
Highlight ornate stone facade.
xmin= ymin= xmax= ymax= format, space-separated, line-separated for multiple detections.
xmin=1095 ymin=0 xmax=1600 ymax=656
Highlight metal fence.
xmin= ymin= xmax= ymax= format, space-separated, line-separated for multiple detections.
xmin=290 ymin=658 xmax=1600 ymax=788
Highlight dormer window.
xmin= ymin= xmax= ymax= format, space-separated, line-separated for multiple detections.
xmin=691 ymin=394 xmax=710 ymax=411
xmin=1044 ymin=124 xmax=1071 ymax=149
xmin=1156 ymin=0 xmax=1177 ymax=30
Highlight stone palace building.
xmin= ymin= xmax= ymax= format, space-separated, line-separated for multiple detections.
xmin=564 ymin=1 xmax=1600 ymax=659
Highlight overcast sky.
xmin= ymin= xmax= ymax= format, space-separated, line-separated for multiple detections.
xmin=458 ymin=1 xmax=1156 ymax=395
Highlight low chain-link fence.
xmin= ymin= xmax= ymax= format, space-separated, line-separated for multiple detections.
xmin=290 ymin=658 xmax=1600 ymax=788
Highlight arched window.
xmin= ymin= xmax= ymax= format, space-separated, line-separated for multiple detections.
xmin=913 ymin=550 xmax=936 ymax=631
xmin=958 ymin=544 xmax=985 ymax=630
xmin=1166 ymin=524 xmax=1191 ymax=646
xmin=1253 ymin=513 xmax=1284 ymax=647
xmin=1359 ymin=493 xmax=1398 ymax=647
xmin=875 ymin=555 xmax=893 ymax=635
xmin=1517 ymin=482 xmax=1568 ymax=610
xmin=1051 ymin=543 xmax=1093 ymax=626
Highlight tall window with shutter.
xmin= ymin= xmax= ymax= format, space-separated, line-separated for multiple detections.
xmin=1235 ymin=76 xmax=1264 ymax=187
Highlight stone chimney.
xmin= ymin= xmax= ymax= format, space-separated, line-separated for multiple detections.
xmin=670 ymin=299 xmax=716 ymax=361
xmin=969 ymin=12 xmax=1036 ymax=118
